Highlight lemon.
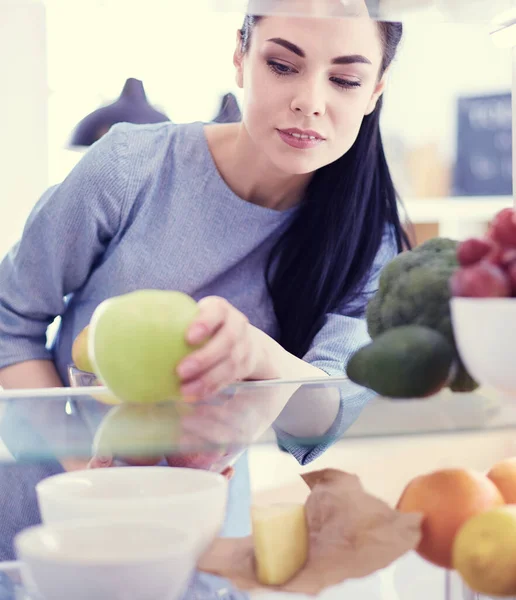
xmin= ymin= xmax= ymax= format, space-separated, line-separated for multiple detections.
xmin=71 ymin=325 xmax=95 ymax=373
xmin=452 ymin=505 xmax=516 ymax=596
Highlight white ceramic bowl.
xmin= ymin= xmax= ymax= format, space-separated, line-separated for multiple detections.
xmin=36 ymin=467 xmax=228 ymax=555
xmin=451 ymin=297 xmax=516 ymax=398
xmin=15 ymin=518 xmax=196 ymax=600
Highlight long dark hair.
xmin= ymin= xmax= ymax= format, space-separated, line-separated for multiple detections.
xmin=241 ymin=15 xmax=410 ymax=358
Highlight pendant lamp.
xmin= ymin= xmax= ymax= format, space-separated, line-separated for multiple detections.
xmin=70 ymin=78 xmax=170 ymax=147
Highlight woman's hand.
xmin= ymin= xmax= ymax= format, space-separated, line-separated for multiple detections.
xmin=177 ymin=296 xmax=270 ymax=399
xmin=86 ymin=297 xmax=290 ymax=478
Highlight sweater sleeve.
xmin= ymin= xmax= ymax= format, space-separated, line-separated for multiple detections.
xmin=0 ymin=125 xmax=130 ymax=370
xmin=276 ymin=226 xmax=399 ymax=465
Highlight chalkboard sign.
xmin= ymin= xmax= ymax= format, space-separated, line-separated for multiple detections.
xmin=453 ymin=92 xmax=512 ymax=196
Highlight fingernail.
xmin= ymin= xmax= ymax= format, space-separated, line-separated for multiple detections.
xmin=89 ymin=456 xmax=112 ymax=469
xmin=177 ymin=360 xmax=199 ymax=379
xmin=188 ymin=324 xmax=208 ymax=344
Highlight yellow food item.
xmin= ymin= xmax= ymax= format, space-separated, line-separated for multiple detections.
xmin=71 ymin=325 xmax=94 ymax=373
xmin=452 ymin=505 xmax=516 ymax=596
xmin=251 ymin=503 xmax=309 ymax=586
xmin=90 ymin=381 xmax=123 ymax=406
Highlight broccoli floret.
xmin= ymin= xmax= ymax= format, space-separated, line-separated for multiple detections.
xmin=412 ymin=237 xmax=459 ymax=256
xmin=376 ymin=237 xmax=457 ymax=295
xmin=366 ymin=237 xmax=477 ymax=393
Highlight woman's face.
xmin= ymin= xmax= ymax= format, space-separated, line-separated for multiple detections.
xmin=234 ymin=15 xmax=386 ymax=175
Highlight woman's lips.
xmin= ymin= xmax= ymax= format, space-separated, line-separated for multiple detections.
xmin=277 ymin=129 xmax=326 ymax=150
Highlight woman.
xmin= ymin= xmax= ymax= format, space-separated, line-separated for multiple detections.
xmin=0 ymin=3 xmax=408 ymax=559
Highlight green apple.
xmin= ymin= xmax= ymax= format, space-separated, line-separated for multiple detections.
xmin=93 ymin=403 xmax=182 ymax=463
xmin=89 ymin=290 xmax=199 ymax=403
xmin=89 ymin=382 xmax=123 ymax=406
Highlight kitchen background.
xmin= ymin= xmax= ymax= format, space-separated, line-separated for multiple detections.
xmin=1 ymin=0 xmax=514 ymax=262
xmin=2 ymin=3 xmax=516 ymax=595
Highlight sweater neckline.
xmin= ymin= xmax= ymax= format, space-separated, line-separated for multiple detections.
xmin=195 ymin=121 xmax=299 ymax=221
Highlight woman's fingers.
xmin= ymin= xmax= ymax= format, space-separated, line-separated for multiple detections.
xmin=185 ymin=296 xmax=230 ymax=345
xmin=179 ymin=318 xmax=248 ymax=382
xmin=180 ymin=345 xmax=250 ymax=397
xmin=87 ymin=456 xmax=113 ymax=469
xmin=177 ymin=296 xmax=263 ymax=401
xmin=184 ymin=298 xmax=247 ymax=362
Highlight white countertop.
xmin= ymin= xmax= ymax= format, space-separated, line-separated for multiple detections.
xmin=250 ymin=552 xmax=449 ymax=600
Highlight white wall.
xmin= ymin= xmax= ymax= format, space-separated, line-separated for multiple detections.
xmin=0 ymin=0 xmax=48 ymax=259
xmin=43 ymin=0 xmax=244 ymax=185
xmin=382 ymin=18 xmax=512 ymax=162
xmin=41 ymin=4 xmax=513 ymax=188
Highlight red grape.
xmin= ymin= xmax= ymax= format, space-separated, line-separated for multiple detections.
xmin=457 ymin=238 xmax=495 ymax=266
xmin=500 ymin=248 xmax=516 ymax=267
xmin=450 ymin=262 xmax=511 ymax=298
xmin=507 ymin=262 xmax=516 ymax=295
xmin=488 ymin=208 xmax=516 ymax=247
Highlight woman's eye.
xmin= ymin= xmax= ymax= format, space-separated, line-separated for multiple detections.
xmin=267 ymin=60 xmax=295 ymax=76
xmin=267 ymin=60 xmax=362 ymax=89
xmin=331 ymin=77 xmax=361 ymax=90
xmin=266 ymin=61 xmax=361 ymax=89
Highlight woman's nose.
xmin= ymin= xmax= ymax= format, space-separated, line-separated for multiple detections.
xmin=290 ymin=81 xmax=326 ymax=117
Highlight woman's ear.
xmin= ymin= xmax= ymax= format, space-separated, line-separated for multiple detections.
xmin=233 ymin=29 xmax=245 ymax=89
xmin=365 ymin=70 xmax=389 ymax=115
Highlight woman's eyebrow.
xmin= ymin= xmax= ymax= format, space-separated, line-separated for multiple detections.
xmin=266 ymin=37 xmax=372 ymax=65
xmin=267 ymin=37 xmax=306 ymax=57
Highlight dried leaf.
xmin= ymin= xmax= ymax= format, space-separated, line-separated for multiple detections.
xmin=198 ymin=469 xmax=422 ymax=595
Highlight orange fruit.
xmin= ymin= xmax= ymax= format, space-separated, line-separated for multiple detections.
xmin=487 ymin=457 xmax=516 ymax=503
xmin=396 ymin=468 xmax=504 ymax=568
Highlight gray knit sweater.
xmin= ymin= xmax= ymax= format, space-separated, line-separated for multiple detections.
xmin=0 ymin=121 xmax=396 ymax=565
